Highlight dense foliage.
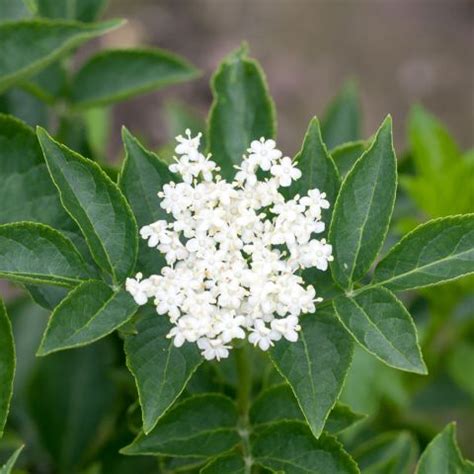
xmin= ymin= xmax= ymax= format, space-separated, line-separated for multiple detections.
xmin=0 ymin=1 xmax=473 ymax=473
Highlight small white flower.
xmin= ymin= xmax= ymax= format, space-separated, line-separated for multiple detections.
xmin=248 ymin=138 xmax=282 ymax=171
xmin=126 ymin=131 xmax=333 ymax=360
xmin=248 ymin=319 xmax=281 ymax=351
xmin=270 ymin=157 xmax=302 ymax=187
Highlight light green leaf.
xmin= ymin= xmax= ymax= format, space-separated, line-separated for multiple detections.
xmin=71 ymin=48 xmax=199 ymax=108
xmin=321 ymin=81 xmax=361 ymax=150
xmin=27 ymin=340 xmax=116 ymax=471
xmin=124 ymin=307 xmax=203 ymax=434
xmin=36 ymin=0 xmax=107 ymax=22
xmin=329 ymin=116 xmax=397 ymax=289
xmin=415 ymin=423 xmax=470 ymax=474
xmin=333 ymin=287 xmax=426 ymax=374
xmin=201 ymin=452 xmax=246 ymax=474
xmin=119 ymin=127 xmax=176 ymax=275
xmin=373 ymin=215 xmax=474 ymax=292
xmin=38 ymin=280 xmax=137 ymax=355
xmin=37 ymin=127 xmax=138 ymax=284
xmin=0 ymin=0 xmax=32 ymax=22
xmin=353 ymin=431 xmax=418 ymax=474
xmin=250 ymin=384 xmax=365 ymax=434
xmin=252 ymin=421 xmax=360 ymax=474
xmin=331 ymin=140 xmax=367 ymax=178
xmin=0 ymin=18 xmax=122 ymax=93
xmin=408 ymin=105 xmax=460 ymax=176
xmin=0 ymin=445 xmax=24 ymax=474
xmin=0 ymin=299 xmax=15 ymax=438
xmin=207 ymin=45 xmax=276 ymax=180
xmin=0 ymin=222 xmax=90 ymax=287
xmin=269 ymin=308 xmax=354 ymax=438
xmin=286 ymin=117 xmax=340 ymax=220
xmin=121 ymin=393 xmax=239 ymax=457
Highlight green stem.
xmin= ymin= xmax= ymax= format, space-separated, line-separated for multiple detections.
xmin=235 ymin=344 xmax=253 ymax=474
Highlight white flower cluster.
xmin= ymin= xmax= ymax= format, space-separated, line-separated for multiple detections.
xmin=126 ymin=130 xmax=333 ymax=361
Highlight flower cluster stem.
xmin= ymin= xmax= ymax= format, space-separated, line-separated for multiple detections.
xmin=235 ymin=344 xmax=253 ymax=474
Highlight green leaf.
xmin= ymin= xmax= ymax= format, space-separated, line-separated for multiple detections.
xmin=333 ymin=287 xmax=426 ymax=374
xmin=373 ymin=215 xmax=474 ymax=292
xmin=124 ymin=307 xmax=203 ymax=434
xmin=71 ymin=48 xmax=199 ymax=108
xmin=415 ymin=423 xmax=470 ymax=474
xmin=0 ymin=445 xmax=24 ymax=474
xmin=269 ymin=308 xmax=354 ymax=438
xmin=201 ymin=452 xmax=246 ymax=474
xmin=25 ymin=285 xmax=68 ymax=310
xmin=0 ymin=0 xmax=32 ymax=22
xmin=38 ymin=280 xmax=137 ymax=355
xmin=250 ymin=384 xmax=365 ymax=434
xmin=0 ymin=299 xmax=15 ymax=438
xmin=207 ymin=45 xmax=276 ymax=180
xmin=252 ymin=421 xmax=360 ymax=474
xmin=353 ymin=431 xmax=418 ymax=474
xmin=0 ymin=88 xmax=48 ymax=127
xmin=329 ymin=116 xmax=397 ymax=289
xmin=0 ymin=222 xmax=90 ymax=287
xmin=321 ymin=81 xmax=361 ymax=150
xmin=447 ymin=341 xmax=474 ymax=398
xmin=119 ymin=127 xmax=176 ymax=275
xmin=121 ymin=393 xmax=239 ymax=457
xmin=21 ymin=61 xmax=67 ymax=104
xmin=36 ymin=0 xmax=107 ymax=22
xmin=408 ymin=105 xmax=460 ymax=177
xmin=331 ymin=140 xmax=367 ymax=178
xmin=286 ymin=117 xmax=340 ymax=220
xmin=0 ymin=18 xmax=122 ymax=93
xmin=37 ymin=127 xmax=138 ymax=284
xmin=0 ymin=114 xmax=78 ymax=236
xmin=27 ymin=340 xmax=116 ymax=471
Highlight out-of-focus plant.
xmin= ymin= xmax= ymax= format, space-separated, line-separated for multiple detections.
xmin=0 ymin=1 xmax=473 ymax=473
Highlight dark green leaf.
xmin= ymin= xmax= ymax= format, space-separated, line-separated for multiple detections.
xmin=0 ymin=222 xmax=90 ymax=287
xmin=353 ymin=431 xmax=418 ymax=474
xmin=21 ymin=61 xmax=67 ymax=104
xmin=71 ymin=48 xmax=199 ymax=108
xmin=252 ymin=421 xmax=359 ymax=473
xmin=0 ymin=18 xmax=122 ymax=93
xmin=26 ymin=285 xmax=68 ymax=310
xmin=37 ymin=127 xmax=138 ymax=284
xmin=27 ymin=340 xmax=116 ymax=471
xmin=207 ymin=45 xmax=276 ymax=180
xmin=416 ymin=423 xmax=470 ymax=474
xmin=0 ymin=88 xmax=48 ymax=127
xmin=0 ymin=445 xmax=24 ymax=474
xmin=121 ymin=393 xmax=239 ymax=457
xmin=286 ymin=117 xmax=340 ymax=221
xmin=38 ymin=280 xmax=137 ymax=355
xmin=201 ymin=452 xmax=246 ymax=474
xmin=36 ymin=0 xmax=107 ymax=22
xmin=331 ymin=140 xmax=367 ymax=178
xmin=0 ymin=0 xmax=32 ymax=22
xmin=119 ymin=127 xmax=176 ymax=275
xmin=124 ymin=307 xmax=202 ymax=434
xmin=333 ymin=287 xmax=426 ymax=374
xmin=447 ymin=341 xmax=474 ymax=398
xmin=269 ymin=308 xmax=354 ymax=438
xmin=0 ymin=299 xmax=15 ymax=437
xmin=321 ymin=81 xmax=361 ymax=150
xmin=0 ymin=114 xmax=77 ymax=234
xmin=329 ymin=116 xmax=397 ymax=289
xmin=250 ymin=384 xmax=365 ymax=434
xmin=374 ymin=215 xmax=474 ymax=292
